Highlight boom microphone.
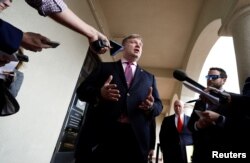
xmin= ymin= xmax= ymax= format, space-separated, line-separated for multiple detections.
xmin=173 ymin=69 xmax=205 ymax=90
xmin=173 ymin=69 xmax=229 ymax=104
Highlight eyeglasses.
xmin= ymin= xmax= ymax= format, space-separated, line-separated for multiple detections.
xmin=205 ymin=75 xmax=222 ymax=80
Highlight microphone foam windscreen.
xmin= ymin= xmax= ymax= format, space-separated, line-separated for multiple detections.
xmin=173 ymin=69 xmax=187 ymax=81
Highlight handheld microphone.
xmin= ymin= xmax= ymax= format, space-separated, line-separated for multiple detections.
xmin=173 ymin=69 xmax=205 ymax=90
xmin=173 ymin=69 xmax=229 ymax=104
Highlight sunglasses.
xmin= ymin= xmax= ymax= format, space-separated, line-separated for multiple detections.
xmin=205 ymin=75 xmax=222 ymax=80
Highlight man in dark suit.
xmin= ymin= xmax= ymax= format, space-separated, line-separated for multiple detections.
xmin=187 ymin=67 xmax=235 ymax=163
xmin=159 ymin=99 xmax=193 ymax=163
xmin=75 ymin=34 xmax=163 ymax=163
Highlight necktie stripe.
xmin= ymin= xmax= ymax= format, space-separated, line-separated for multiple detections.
xmin=177 ymin=116 xmax=183 ymax=133
xmin=125 ymin=62 xmax=133 ymax=87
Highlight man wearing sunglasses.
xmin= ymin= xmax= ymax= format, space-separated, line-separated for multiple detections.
xmin=187 ymin=67 xmax=233 ymax=163
xmin=205 ymin=68 xmax=227 ymax=91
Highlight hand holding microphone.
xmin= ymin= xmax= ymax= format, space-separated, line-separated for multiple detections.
xmin=173 ymin=69 xmax=230 ymax=104
xmin=206 ymin=86 xmax=231 ymax=104
xmin=90 ymin=40 xmax=123 ymax=56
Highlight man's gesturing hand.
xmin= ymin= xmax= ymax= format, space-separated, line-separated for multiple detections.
xmin=100 ymin=75 xmax=120 ymax=101
xmin=139 ymin=87 xmax=154 ymax=111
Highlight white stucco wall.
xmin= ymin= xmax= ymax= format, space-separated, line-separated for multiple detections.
xmin=0 ymin=1 xmax=102 ymax=163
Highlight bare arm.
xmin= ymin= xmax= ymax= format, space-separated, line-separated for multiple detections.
xmin=25 ymin=0 xmax=110 ymax=53
xmin=49 ymin=8 xmax=109 ymax=43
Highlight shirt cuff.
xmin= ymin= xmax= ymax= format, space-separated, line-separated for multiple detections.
xmin=25 ymin=0 xmax=68 ymax=16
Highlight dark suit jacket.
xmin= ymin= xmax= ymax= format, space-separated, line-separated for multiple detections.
xmin=187 ymin=98 xmax=235 ymax=163
xmin=75 ymin=60 xmax=163 ymax=161
xmin=0 ymin=19 xmax=23 ymax=54
xmin=149 ymin=118 xmax=156 ymax=150
xmin=159 ymin=114 xmax=193 ymax=163
xmin=224 ymin=94 xmax=250 ymax=159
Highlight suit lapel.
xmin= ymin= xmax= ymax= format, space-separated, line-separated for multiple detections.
xmin=129 ymin=65 xmax=144 ymax=89
xmin=183 ymin=115 xmax=187 ymax=126
xmin=172 ymin=115 xmax=178 ymax=131
xmin=115 ymin=60 xmax=128 ymax=88
xmin=117 ymin=60 xmax=144 ymax=89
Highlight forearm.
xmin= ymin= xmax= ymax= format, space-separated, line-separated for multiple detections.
xmin=25 ymin=0 xmax=109 ymax=48
xmin=25 ymin=0 xmax=67 ymax=16
xmin=49 ymin=8 xmax=101 ymax=42
xmin=25 ymin=0 xmax=97 ymax=39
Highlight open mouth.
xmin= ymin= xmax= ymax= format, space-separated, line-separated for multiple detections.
xmin=134 ymin=49 xmax=140 ymax=53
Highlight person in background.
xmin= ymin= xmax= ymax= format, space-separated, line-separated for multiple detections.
xmin=159 ymin=99 xmax=193 ymax=163
xmin=75 ymin=34 xmax=163 ymax=163
xmin=187 ymin=67 xmax=234 ymax=163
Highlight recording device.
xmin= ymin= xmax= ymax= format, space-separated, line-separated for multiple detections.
xmin=45 ymin=41 xmax=60 ymax=48
xmin=16 ymin=53 xmax=29 ymax=62
xmin=173 ymin=69 xmax=229 ymax=104
xmin=91 ymin=39 xmax=107 ymax=53
xmin=90 ymin=40 xmax=123 ymax=56
xmin=173 ymin=69 xmax=205 ymax=90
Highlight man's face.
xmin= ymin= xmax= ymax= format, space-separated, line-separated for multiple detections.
xmin=123 ymin=38 xmax=143 ymax=62
xmin=206 ymin=69 xmax=226 ymax=89
xmin=174 ymin=100 xmax=184 ymax=115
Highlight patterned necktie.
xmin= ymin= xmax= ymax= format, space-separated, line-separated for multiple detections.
xmin=177 ymin=115 xmax=183 ymax=133
xmin=124 ymin=62 xmax=133 ymax=87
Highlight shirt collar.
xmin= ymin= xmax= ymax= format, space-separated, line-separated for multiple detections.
xmin=176 ymin=113 xmax=184 ymax=118
xmin=121 ymin=58 xmax=137 ymax=66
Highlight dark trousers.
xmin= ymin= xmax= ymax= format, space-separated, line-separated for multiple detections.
xmin=76 ymin=122 xmax=147 ymax=163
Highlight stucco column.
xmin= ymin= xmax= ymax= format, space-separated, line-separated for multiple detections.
xmin=219 ymin=5 xmax=250 ymax=92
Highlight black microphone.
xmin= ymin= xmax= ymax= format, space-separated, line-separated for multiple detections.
xmin=173 ymin=69 xmax=205 ymax=90
xmin=173 ymin=69 xmax=229 ymax=104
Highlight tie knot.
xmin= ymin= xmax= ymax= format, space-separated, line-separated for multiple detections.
xmin=124 ymin=61 xmax=133 ymax=65
xmin=125 ymin=62 xmax=133 ymax=65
